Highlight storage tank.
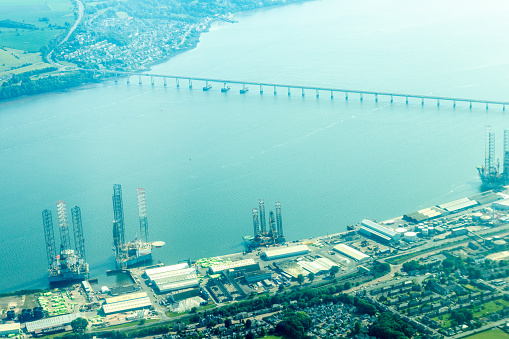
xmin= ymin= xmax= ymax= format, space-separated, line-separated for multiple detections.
xmin=485 ymin=237 xmax=493 ymax=246
xmin=404 ymin=232 xmax=417 ymax=242
xmin=494 ymin=239 xmax=507 ymax=250
xmin=472 ymin=212 xmax=483 ymax=222
xmin=395 ymin=228 xmax=408 ymax=234
xmin=428 ymin=227 xmax=435 ymax=235
xmin=480 ymin=216 xmax=492 ymax=223
xmin=422 ymin=228 xmax=429 ymax=236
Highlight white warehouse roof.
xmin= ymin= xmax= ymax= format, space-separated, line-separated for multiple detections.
xmin=149 ymin=267 xmax=197 ymax=282
xmin=209 ymin=259 xmax=257 ymax=273
xmin=157 ymin=279 xmax=201 ymax=293
xmin=102 ymin=297 xmax=152 ymax=314
xmin=105 ymin=291 xmax=148 ymax=304
xmin=26 ymin=313 xmax=83 ymax=333
xmin=333 ymin=244 xmax=370 ymax=262
xmin=262 ymin=245 xmax=310 ymax=260
xmin=145 ymin=263 xmax=189 ymax=280
xmin=361 ymin=219 xmax=399 ymax=239
xmin=0 ymin=323 xmax=20 ymax=335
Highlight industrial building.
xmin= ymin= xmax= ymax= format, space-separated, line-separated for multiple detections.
xmin=262 ymin=245 xmax=310 ymax=260
xmin=42 ymin=201 xmax=88 ymax=284
xmin=403 ymin=206 xmax=447 ymax=223
xmin=297 ymin=257 xmax=339 ymax=274
xmin=209 ymin=259 xmax=260 ymax=274
xmin=145 ymin=263 xmax=190 ymax=282
xmin=438 ymin=197 xmax=478 ymax=213
xmin=451 ymin=227 xmax=468 ymax=237
xmin=0 ymin=323 xmax=20 ymax=336
xmin=244 ymin=270 xmax=272 ymax=283
xmin=493 ymin=198 xmax=509 ymax=210
xmin=150 ymin=267 xmax=201 ymax=293
xmin=102 ymin=292 xmax=152 ymax=315
xmin=359 ymin=219 xmax=400 ymax=244
xmin=26 ymin=312 xmax=83 ymax=335
xmin=333 ymin=244 xmax=370 ymax=262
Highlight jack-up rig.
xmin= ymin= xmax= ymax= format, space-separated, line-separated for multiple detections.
xmin=244 ymin=199 xmax=285 ymax=249
xmin=42 ymin=201 xmax=89 ymax=284
xmin=477 ymin=125 xmax=509 ymax=188
xmin=112 ymin=184 xmax=165 ymax=269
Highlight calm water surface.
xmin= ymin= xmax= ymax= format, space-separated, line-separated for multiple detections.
xmin=1 ymin=0 xmax=509 ymax=292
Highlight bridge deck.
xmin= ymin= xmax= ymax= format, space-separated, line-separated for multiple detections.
xmin=84 ymin=69 xmax=509 ymax=107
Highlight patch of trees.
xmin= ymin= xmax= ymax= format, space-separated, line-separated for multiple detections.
xmin=372 ymin=260 xmax=391 ymax=277
xmin=450 ymin=309 xmax=473 ymax=326
xmin=401 ymin=260 xmax=428 ymax=273
xmin=275 ymin=310 xmax=312 ymax=339
xmin=0 ymin=71 xmax=98 ymax=101
xmin=0 ymin=20 xmax=37 ymax=30
xmin=368 ymin=313 xmax=415 ymax=339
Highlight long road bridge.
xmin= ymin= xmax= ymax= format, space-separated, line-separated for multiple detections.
xmin=82 ymin=69 xmax=509 ymax=110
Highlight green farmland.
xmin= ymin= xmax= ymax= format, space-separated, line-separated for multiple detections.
xmin=0 ymin=0 xmax=75 ymax=53
xmin=464 ymin=328 xmax=509 ymax=339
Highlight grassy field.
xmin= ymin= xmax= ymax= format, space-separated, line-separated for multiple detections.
xmin=464 ymin=328 xmax=509 ymax=339
xmin=0 ymin=47 xmax=53 ymax=77
xmin=472 ymin=299 xmax=509 ymax=318
xmin=0 ymin=0 xmax=74 ymax=53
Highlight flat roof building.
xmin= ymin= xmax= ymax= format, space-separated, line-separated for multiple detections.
xmin=157 ymin=279 xmax=201 ymax=293
xmin=145 ymin=263 xmax=189 ymax=282
xmin=244 ymin=270 xmax=272 ymax=283
xmin=26 ymin=313 xmax=83 ymax=333
xmin=262 ymin=245 xmax=310 ymax=260
xmin=209 ymin=259 xmax=259 ymax=274
xmin=333 ymin=244 xmax=370 ymax=262
xmin=359 ymin=219 xmax=400 ymax=243
xmin=102 ymin=297 xmax=152 ymax=314
xmin=105 ymin=292 xmax=148 ymax=304
xmin=438 ymin=197 xmax=478 ymax=213
xmin=0 ymin=323 xmax=20 ymax=336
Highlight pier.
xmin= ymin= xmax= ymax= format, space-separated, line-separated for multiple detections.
xmin=85 ymin=70 xmax=509 ymax=110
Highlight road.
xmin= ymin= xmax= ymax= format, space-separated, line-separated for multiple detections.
xmin=46 ymin=0 xmax=84 ymax=68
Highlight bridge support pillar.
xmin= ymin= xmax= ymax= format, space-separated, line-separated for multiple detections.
xmin=504 ymin=105 xmax=506 ymax=111
xmin=437 ymin=99 xmax=440 ymax=107
xmin=260 ymin=85 xmax=263 ymax=94
xmin=453 ymin=101 xmax=456 ymax=108
xmin=151 ymin=76 xmax=154 ymax=86
xmin=331 ymin=91 xmax=333 ymax=99
xmin=421 ymin=98 xmax=424 ymax=106
xmin=316 ymin=89 xmax=319 ymax=98
xmin=302 ymin=88 xmax=305 ymax=97
xmin=176 ymin=78 xmax=180 ymax=88
xmin=390 ymin=95 xmax=393 ymax=103
xmin=127 ymin=75 xmax=130 ymax=84
xmin=274 ymin=86 xmax=277 ymax=95
xmin=375 ymin=94 xmax=378 ymax=102
xmin=405 ymin=97 xmax=408 ymax=105
xmin=360 ymin=93 xmax=363 ymax=102
xmin=470 ymin=102 xmax=472 ymax=109
xmin=114 ymin=73 xmax=118 ymax=83
xmin=345 ymin=92 xmax=348 ymax=100
xmin=486 ymin=103 xmax=488 ymax=110
xmin=138 ymin=75 xmax=142 ymax=85
xmin=288 ymin=87 xmax=291 ymax=96
xmin=189 ymin=79 xmax=192 ymax=88
xmin=164 ymin=78 xmax=167 ymax=86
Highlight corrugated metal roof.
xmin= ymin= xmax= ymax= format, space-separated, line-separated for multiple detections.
xmin=26 ymin=313 xmax=83 ymax=332
xmin=154 ymin=273 xmax=198 ymax=285
xmin=209 ymin=259 xmax=257 ymax=273
xmin=157 ymin=279 xmax=200 ymax=293
xmin=103 ymin=297 xmax=152 ymax=314
xmin=263 ymin=245 xmax=310 ymax=258
xmin=0 ymin=323 xmax=20 ymax=332
xmin=297 ymin=261 xmax=321 ymax=274
xmin=105 ymin=291 xmax=147 ymax=304
xmin=439 ymin=199 xmax=477 ymax=212
xmin=359 ymin=226 xmax=392 ymax=241
xmin=148 ymin=267 xmax=196 ymax=282
xmin=333 ymin=244 xmax=370 ymax=261
xmin=361 ymin=219 xmax=397 ymax=238
xmin=145 ymin=263 xmax=189 ymax=276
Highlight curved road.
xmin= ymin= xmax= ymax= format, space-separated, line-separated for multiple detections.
xmin=47 ymin=0 xmax=84 ymax=67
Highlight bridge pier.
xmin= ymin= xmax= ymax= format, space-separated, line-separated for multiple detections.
xmin=390 ymin=95 xmax=393 ymax=103
xmin=375 ymin=94 xmax=378 ymax=103
xmin=453 ymin=101 xmax=456 ymax=108
xmin=316 ymin=89 xmax=319 ymax=98
xmin=114 ymin=73 xmax=118 ymax=83
xmin=470 ymin=102 xmax=472 ymax=109
xmin=345 ymin=92 xmax=348 ymax=100
xmin=151 ymin=76 xmax=154 ymax=86
xmin=486 ymin=103 xmax=489 ymax=110
xmin=302 ymin=88 xmax=305 ymax=97
xmin=138 ymin=75 xmax=142 ymax=85
xmin=504 ymin=105 xmax=506 ymax=111
xmin=163 ymin=78 xmax=167 ymax=86
xmin=274 ymin=86 xmax=277 ymax=95
xmin=437 ymin=99 xmax=440 ymax=107
xmin=176 ymin=78 xmax=179 ymax=88
xmin=406 ymin=97 xmax=408 ymax=105
xmin=421 ymin=98 xmax=424 ymax=106
xmin=331 ymin=91 xmax=333 ymax=99
xmin=127 ymin=75 xmax=130 ymax=84
xmin=260 ymin=85 xmax=263 ymax=94
xmin=288 ymin=87 xmax=290 ymax=96
xmin=189 ymin=79 xmax=192 ymax=88
xmin=360 ymin=93 xmax=363 ymax=102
